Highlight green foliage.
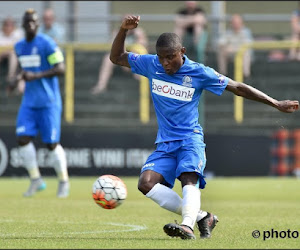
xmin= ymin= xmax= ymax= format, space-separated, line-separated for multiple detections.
xmin=0 ymin=177 xmax=299 ymax=249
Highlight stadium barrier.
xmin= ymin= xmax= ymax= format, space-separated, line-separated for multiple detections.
xmin=0 ymin=43 xmax=149 ymax=124
xmin=270 ymin=129 xmax=300 ymax=176
xmin=59 ymin=43 xmax=149 ymax=124
xmin=234 ymin=40 xmax=300 ymax=124
xmin=0 ymin=127 xmax=271 ymax=177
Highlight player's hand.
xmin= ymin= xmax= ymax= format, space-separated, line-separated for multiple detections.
xmin=276 ymin=100 xmax=299 ymax=113
xmin=121 ymin=15 xmax=140 ymax=30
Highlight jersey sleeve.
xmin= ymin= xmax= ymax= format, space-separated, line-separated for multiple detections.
xmin=45 ymin=37 xmax=64 ymax=65
xmin=128 ymin=52 xmax=152 ymax=77
xmin=200 ymin=65 xmax=229 ymax=96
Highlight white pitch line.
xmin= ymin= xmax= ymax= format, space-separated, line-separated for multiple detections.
xmin=0 ymin=220 xmax=147 ymax=237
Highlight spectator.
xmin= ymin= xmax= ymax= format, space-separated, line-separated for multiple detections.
xmin=217 ymin=14 xmax=253 ymax=78
xmin=90 ymin=27 xmax=148 ymax=95
xmin=0 ymin=17 xmax=23 ymax=86
xmin=39 ymin=8 xmax=65 ymax=43
xmin=174 ymin=1 xmax=208 ymax=62
xmin=289 ymin=1 xmax=300 ymax=60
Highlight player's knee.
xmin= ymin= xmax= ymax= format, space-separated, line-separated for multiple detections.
xmin=17 ymin=136 xmax=32 ymax=146
xmin=138 ymin=179 xmax=155 ymax=195
xmin=46 ymin=143 xmax=58 ymax=151
xmin=179 ymin=172 xmax=199 ymax=187
xmin=138 ymin=170 xmax=164 ymax=195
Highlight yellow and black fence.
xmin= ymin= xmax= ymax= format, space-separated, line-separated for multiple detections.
xmin=60 ymin=43 xmax=149 ymax=124
xmin=234 ymin=40 xmax=300 ymax=123
xmin=2 ymin=40 xmax=300 ymax=126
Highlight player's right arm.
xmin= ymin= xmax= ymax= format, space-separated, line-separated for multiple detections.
xmin=110 ymin=15 xmax=140 ymax=68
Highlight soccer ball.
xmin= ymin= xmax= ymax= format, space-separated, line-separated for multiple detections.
xmin=92 ymin=175 xmax=127 ymax=209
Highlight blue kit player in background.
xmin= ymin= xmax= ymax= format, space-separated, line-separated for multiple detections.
xmin=7 ymin=9 xmax=69 ymax=198
xmin=110 ymin=15 xmax=299 ymax=240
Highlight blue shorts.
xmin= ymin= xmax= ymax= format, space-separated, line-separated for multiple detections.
xmin=141 ymin=134 xmax=207 ymax=189
xmin=16 ymin=105 xmax=62 ymax=144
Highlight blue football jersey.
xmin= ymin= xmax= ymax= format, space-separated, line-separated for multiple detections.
xmin=14 ymin=33 xmax=63 ymax=108
xmin=128 ymin=53 xmax=229 ymax=143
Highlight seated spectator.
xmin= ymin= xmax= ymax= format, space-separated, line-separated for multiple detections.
xmin=217 ymin=14 xmax=253 ymax=77
xmin=0 ymin=17 xmax=23 ymax=90
xmin=289 ymin=1 xmax=300 ymax=60
xmin=39 ymin=8 xmax=65 ymax=43
xmin=174 ymin=1 xmax=208 ymax=63
xmin=90 ymin=26 xmax=148 ymax=95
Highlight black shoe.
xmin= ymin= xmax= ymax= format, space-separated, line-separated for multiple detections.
xmin=163 ymin=223 xmax=196 ymax=240
xmin=197 ymin=212 xmax=219 ymax=238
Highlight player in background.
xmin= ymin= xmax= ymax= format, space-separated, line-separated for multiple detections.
xmin=7 ymin=9 xmax=69 ymax=198
xmin=110 ymin=15 xmax=299 ymax=240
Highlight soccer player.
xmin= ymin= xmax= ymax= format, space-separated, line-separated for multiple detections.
xmin=109 ymin=15 xmax=299 ymax=240
xmin=7 ymin=9 xmax=69 ymax=198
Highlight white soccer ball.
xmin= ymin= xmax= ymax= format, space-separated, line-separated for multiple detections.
xmin=92 ymin=175 xmax=127 ymax=209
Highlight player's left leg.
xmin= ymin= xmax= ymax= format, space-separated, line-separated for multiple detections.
xmin=166 ymin=135 xmax=218 ymax=239
xmin=39 ymin=106 xmax=69 ymax=198
xmin=163 ymin=172 xmax=198 ymax=240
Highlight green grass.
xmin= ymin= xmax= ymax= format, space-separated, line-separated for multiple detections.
xmin=0 ymin=176 xmax=300 ymax=249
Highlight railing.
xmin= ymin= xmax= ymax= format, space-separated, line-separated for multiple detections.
xmin=4 ymin=39 xmax=300 ymax=126
xmin=60 ymin=43 xmax=149 ymax=124
xmin=0 ymin=43 xmax=150 ymax=124
xmin=234 ymin=40 xmax=300 ymax=123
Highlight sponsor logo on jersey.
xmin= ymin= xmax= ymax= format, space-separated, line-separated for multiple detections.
xmin=152 ymin=79 xmax=195 ymax=102
xmin=213 ymin=70 xmax=226 ymax=86
xmin=182 ymin=75 xmax=192 ymax=87
xmin=218 ymin=75 xmax=226 ymax=86
xmin=19 ymin=55 xmax=41 ymax=68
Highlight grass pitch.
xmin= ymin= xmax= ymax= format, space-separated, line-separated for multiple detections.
xmin=0 ymin=176 xmax=299 ymax=249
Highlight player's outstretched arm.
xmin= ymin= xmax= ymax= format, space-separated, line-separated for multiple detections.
xmin=110 ymin=15 xmax=140 ymax=68
xmin=225 ymin=78 xmax=299 ymax=113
